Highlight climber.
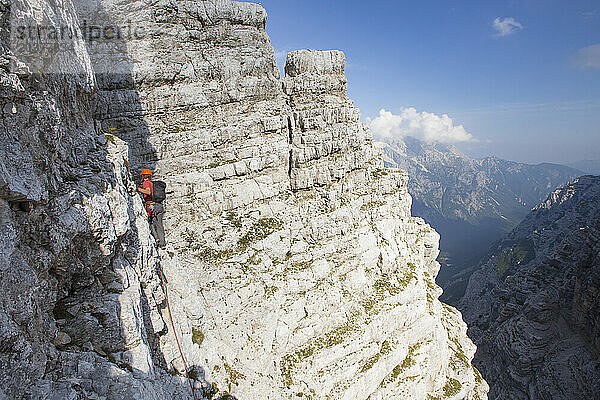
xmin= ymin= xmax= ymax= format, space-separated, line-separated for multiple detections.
xmin=137 ymin=169 xmax=167 ymax=248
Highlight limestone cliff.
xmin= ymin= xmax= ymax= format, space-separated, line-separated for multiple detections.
xmin=1 ymin=1 xmax=192 ymax=397
xmin=1 ymin=0 xmax=488 ymax=399
xmin=461 ymin=175 xmax=600 ymax=399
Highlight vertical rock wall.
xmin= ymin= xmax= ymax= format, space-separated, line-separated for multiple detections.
xmin=1 ymin=0 xmax=203 ymax=398
xmin=460 ymin=176 xmax=600 ymax=400
xmin=1 ymin=0 xmax=489 ymax=399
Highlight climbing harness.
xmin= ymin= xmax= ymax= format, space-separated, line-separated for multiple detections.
xmin=145 ymin=201 xmax=156 ymax=220
xmin=158 ymin=260 xmax=198 ymax=400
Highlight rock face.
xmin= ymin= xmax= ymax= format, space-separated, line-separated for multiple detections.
xmin=380 ymin=137 xmax=582 ymax=303
xmin=460 ymin=175 xmax=600 ymax=400
xmin=2 ymin=0 xmax=488 ymax=399
xmin=1 ymin=1 xmax=194 ymax=397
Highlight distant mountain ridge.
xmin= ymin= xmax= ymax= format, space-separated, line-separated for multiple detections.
xmin=568 ymin=159 xmax=600 ymax=175
xmin=378 ymin=136 xmax=583 ymax=303
xmin=459 ymin=175 xmax=600 ymax=399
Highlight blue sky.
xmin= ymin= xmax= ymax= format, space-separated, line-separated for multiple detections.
xmin=250 ymin=0 xmax=600 ymax=165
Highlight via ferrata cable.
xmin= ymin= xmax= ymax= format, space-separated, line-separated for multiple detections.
xmin=158 ymin=262 xmax=197 ymax=400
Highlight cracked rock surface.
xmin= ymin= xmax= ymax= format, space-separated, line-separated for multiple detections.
xmin=461 ymin=175 xmax=600 ymax=400
xmin=1 ymin=0 xmax=488 ymax=399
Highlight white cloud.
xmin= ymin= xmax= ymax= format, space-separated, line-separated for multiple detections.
xmin=580 ymin=10 xmax=599 ymax=20
xmin=367 ymin=108 xmax=476 ymax=144
xmin=492 ymin=17 xmax=523 ymax=37
xmin=573 ymin=44 xmax=600 ymax=69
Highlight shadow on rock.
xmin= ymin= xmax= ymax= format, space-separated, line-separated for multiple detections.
xmin=0 ymin=0 xmax=204 ymax=398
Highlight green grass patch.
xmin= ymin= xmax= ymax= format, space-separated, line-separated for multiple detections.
xmin=381 ymin=341 xmax=422 ymax=386
xmin=281 ymin=318 xmax=361 ymax=386
xmin=167 ymin=125 xmax=186 ymax=134
xmin=443 ymin=378 xmax=462 ymax=397
xmin=238 ymin=217 xmax=282 ymax=251
xmin=360 ymin=200 xmax=387 ymax=211
xmin=264 ymin=285 xmax=278 ymax=297
xmin=371 ymin=168 xmax=389 ymax=179
xmin=192 ymin=327 xmax=204 ymax=346
xmin=207 ymin=159 xmax=237 ymax=169
xmin=361 ymin=266 xmax=417 ymax=316
xmin=495 ymin=239 xmax=535 ymax=277
xmin=448 ymin=335 xmax=469 ymax=370
xmin=194 ymin=247 xmax=233 ymax=262
xmin=359 ymin=340 xmax=392 ymax=373
xmin=223 ymin=362 xmax=245 ymax=386
xmin=285 ymin=260 xmax=313 ymax=274
xmin=225 ymin=211 xmax=243 ymax=228
xmin=185 ymin=217 xmax=282 ymax=264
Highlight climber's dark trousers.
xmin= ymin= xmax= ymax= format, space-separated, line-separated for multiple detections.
xmin=150 ymin=203 xmax=166 ymax=248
